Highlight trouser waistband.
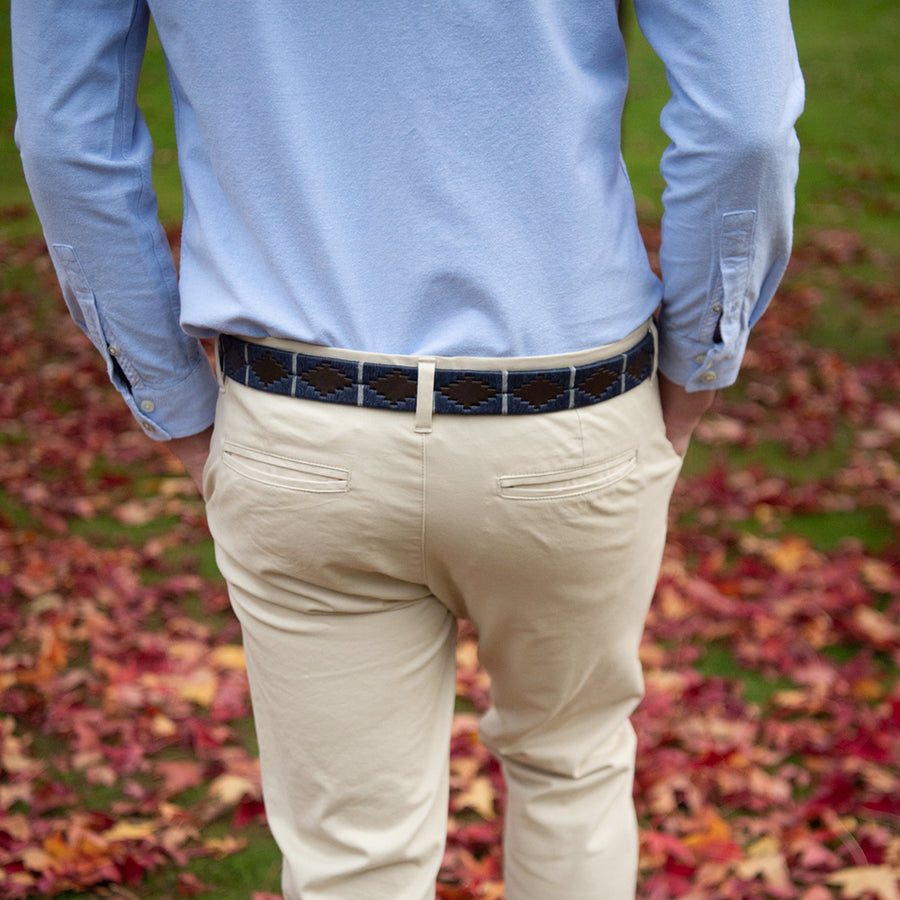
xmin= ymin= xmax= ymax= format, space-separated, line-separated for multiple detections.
xmin=218 ymin=320 xmax=655 ymax=429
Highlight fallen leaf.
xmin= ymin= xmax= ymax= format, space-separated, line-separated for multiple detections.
xmin=104 ymin=821 xmax=158 ymax=842
xmin=209 ymin=644 xmax=246 ymax=670
xmin=453 ymin=777 xmax=496 ymax=820
xmin=828 ymin=865 xmax=900 ymax=900
xmin=207 ymin=773 xmax=258 ymax=806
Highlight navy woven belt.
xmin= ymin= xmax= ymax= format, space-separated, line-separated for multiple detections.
xmin=219 ymin=331 xmax=654 ymax=415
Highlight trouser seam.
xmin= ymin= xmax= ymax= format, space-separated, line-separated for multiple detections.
xmin=419 ymin=432 xmax=429 ymax=588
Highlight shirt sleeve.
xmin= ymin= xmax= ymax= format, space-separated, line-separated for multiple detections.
xmin=11 ymin=0 xmax=219 ymax=440
xmin=632 ymin=0 xmax=805 ymax=391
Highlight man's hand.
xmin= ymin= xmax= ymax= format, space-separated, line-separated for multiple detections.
xmin=658 ymin=373 xmax=716 ymax=458
xmin=167 ymin=425 xmax=214 ymax=492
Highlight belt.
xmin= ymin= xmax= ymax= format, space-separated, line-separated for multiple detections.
xmin=219 ymin=330 xmax=654 ymax=416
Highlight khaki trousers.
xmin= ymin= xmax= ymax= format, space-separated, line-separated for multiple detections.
xmin=203 ymin=323 xmax=682 ymax=900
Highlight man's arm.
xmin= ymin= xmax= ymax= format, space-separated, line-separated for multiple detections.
xmin=11 ymin=0 xmax=219 ymax=445
xmin=634 ymin=0 xmax=804 ymax=410
xmin=658 ymin=375 xmax=715 ymax=458
xmin=169 ymin=426 xmax=214 ymax=491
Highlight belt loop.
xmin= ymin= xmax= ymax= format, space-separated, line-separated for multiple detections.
xmin=214 ymin=335 xmax=226 ymax=388
xmin=415 ymin=359 xmax=436 ymax=433
xmin=649 ymin=319 xmax=660 ymax=378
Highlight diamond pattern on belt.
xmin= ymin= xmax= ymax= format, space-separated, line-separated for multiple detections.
xmin=577 ymin=365 xmax=619 ymax=402
xmin=303 ymin=362 xmax=354 ymax=397
xmin=512 ymin=374 xmax=565 ymax=408
xmin=439 ymin=375 xmax=498 ymax=411
xmin=369 ymin=369 xmax=418 ymax=405
xmin=218 ymin=330 xmax=655 ymax=416
xmin=251 ymin=354 xmax=290 ymax=386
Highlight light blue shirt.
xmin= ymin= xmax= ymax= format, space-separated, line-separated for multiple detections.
xmin=12 ymin=1 xmax=803 ymax=440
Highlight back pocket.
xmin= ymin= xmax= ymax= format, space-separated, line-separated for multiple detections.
xmin=222 ymin=441 xmax=350 ymax=493
xmin=499 ymin=449 xmax=636 ymax=501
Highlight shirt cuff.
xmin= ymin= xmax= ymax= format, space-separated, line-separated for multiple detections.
xmin=657 ymin=328 xmax=746 ymax=392
xmin=122 ymin=356 xmax=220 ymax=441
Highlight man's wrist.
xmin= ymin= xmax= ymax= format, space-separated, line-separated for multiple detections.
xmin=658 ymin=373 xmax=717 ymax=456
xmin=167 ymin=425 xmax=214 ymax=491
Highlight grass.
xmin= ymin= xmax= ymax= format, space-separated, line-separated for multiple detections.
xmin=52 ymin=824 xmax=283 ymax=900
xmin=694 ymin=643 xmax=798 ymax=706
xmin=788 ymin=0 xmax=900 ymax=249
xmin=728 ymin=506 xmax=892 ymax=557
xmin=784 ymin=508 xmax=893 ymax=554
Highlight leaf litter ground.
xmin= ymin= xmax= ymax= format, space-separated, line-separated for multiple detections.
xmin=0 ymin=228 xmax=897 ymax=899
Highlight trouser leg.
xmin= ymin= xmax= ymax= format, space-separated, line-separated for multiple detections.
xmin=203 ymin=381 xmax=457 ymax=900
xmin=222 ymin=559 xmax=456 ymax=900
xmin=425 ymin=374 xmax=682 ymax=900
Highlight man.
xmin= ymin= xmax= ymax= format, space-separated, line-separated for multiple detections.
xmin=12 ymin=2 xmax=803 ymax=897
